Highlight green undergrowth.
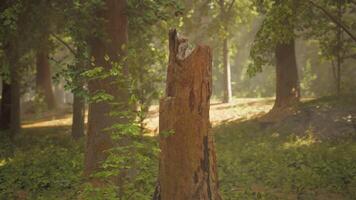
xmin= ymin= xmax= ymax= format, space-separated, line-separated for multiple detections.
xmin=0 ymin=96 xmax=355 ymax=199
xmin=216 ymin=96 xmax=356 ymax=200
xmin=0 ymin=130 xmax=84 ymax=200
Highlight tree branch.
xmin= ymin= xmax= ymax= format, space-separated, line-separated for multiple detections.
xmin=50 ymin=33 xmax=78 ymax=57
xmin=308 ymin=0 xmax=356 ymax=43
xmin=226 ymin=0 xmax=236 ymax=14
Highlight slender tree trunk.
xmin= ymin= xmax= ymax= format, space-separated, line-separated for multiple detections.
xmin=153 ymin=30 xmax=221 ymax=200
xmin=273 ymin=39 xmax=300 ymax=110
xmin=336 ymin=46 xmax=341 ymax=96
xmin=9 ymin=52 xmax=21 ymax=136
xmin=36 ymin=44 xmax=56 ymax=110
xmin=71 ymin=58 xmax=86 ymax=140
xmin=71 ymin=94 xmax=85 ymax=139
xmin=222 ymin=38 xmax=232 ymax=103
xmin=0 ymin=80 xmax=11 ymax=130
xmin=219 ymin=0 xmax=232 ymax=103
xmin=336 ymin=0 xmax=343 ymax=96
xmin=85 ymin=0 xmax=129 ymax=175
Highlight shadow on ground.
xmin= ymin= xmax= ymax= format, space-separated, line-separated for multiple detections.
xmin=214 ymin=95 xmax=356 ymax=200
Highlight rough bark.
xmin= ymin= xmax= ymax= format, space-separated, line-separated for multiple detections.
xmin=153 ymin=30 xmax=221 ymax=200
xmin=0 ymin=80 xmax=11 ymax=130
xmin=71 ymin=94 xmax=85 ymax=139
xmin=85 ymin=0 xmax=129 ymax=175
xmin=36 ymin=45 xmax=57 ymax=110
xmin=273 ymin=39 xmax=300 ymax=110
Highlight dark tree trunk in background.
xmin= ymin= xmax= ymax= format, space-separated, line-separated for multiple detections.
xmin=153 ymin=30 xmax=221 ymax=200
xmin=85 ymin=0 xmax=129 ymax=176
xmin=36 ymin=44 xmax=56 ymax=110
xmin=71 ymin=94 xmax=85 ymax=139
xmin=0 ymin=81 xmax=11 ymax=130
xmin=9 ymin=50 xmax=21 ymax=136
xmin=273 ymin=40 xmax=300 ymax=110
xmin=222 ymin=38 xmax=232 ymax=103
xmin=71 ymin=58 xmax=86 ymax=140
xmin=336 ymin=0 xmax=343 ymax=96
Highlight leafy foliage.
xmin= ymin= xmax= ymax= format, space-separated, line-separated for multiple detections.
xmin=81 ymin=121 xmax=159 ymax=200
xmin=0 ymin=136 xmax=83 ymax=200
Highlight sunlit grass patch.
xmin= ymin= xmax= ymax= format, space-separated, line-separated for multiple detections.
xmin=215 ymin=117 xmax=356 ymax=200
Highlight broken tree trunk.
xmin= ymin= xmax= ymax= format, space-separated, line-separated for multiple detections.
xmin=153 ymin=30 xmax=221 ymax=200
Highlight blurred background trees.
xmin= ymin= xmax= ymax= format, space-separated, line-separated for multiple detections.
xmin=0 ymin=0 xmax=356 ymax=199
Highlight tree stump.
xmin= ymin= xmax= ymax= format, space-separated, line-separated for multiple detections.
xmin=154 ymin=30 xmax=222 ymax=200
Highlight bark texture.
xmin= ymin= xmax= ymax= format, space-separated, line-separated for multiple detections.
xmin=0 ymin=80 xmax=11 ymax=130
xmin=273 ymin=39 xmax=300 ymax=110
xmin=154 ymin=30 xmax=221 ymax=200
xmin=85 ymin=0 xmax=129 ymax=175
xmin=36 ymin=45 xmax=56 ymax=110
xmin=71 ymin=94 xmax=85 ymax=139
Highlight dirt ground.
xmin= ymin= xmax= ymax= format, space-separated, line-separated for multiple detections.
xmin=22 ymin=98 xmax=275 ymax=134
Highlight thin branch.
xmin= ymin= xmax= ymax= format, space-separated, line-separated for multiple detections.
xmin=226 ymin=0 xmax=236 ymax=14
xmin=308 ymin=0 xmax=356 ymax=43
xmin=218 ymin=0 xmax=225 ymax=13
xmin=50 ymin=33 xmax=78 ymax=57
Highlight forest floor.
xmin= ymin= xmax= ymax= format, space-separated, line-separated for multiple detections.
xmin=1 ymin=95 xmax=356 ymax=199
xmin=21 ymin=98 xmax=276 ymax=133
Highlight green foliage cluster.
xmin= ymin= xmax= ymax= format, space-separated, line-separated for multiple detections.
xmin=81 ymin=121 xmax=159 ymax=200
xmin=248 ymin=0 xmax=301 ymax=77
xmin=0 ymin=136 xmax=83 ymax=200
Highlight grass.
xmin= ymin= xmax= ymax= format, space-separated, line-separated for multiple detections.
xmin=215 ymin=120 xmax=356 ymax=199
xmin=0 ymin=96 xmax=355 ymax=199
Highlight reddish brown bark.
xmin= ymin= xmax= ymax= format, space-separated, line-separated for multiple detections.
xmin=36 ymin=45 xmax=57 ymax=110
xmin=273 ymin=39 xmax=300 ymax=110
xmin=0 ymin=80 xmax=11 ymax=130
xmin=85 ymin=0 xmax=129 ymax=175
xmin=154 ymin=30 xmax=221 ymax=200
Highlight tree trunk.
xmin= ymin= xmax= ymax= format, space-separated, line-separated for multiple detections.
xmin=336 ymin=0 xmax=343 ymax=96
xmin=219 ymin=0 xmax=232 ymax=103
xmin=71 ymin=93 xmax=85 ymax=139
xmin=153 ymin=30 xmax=221 ymax=200
xmin=85 ymin=0 xmax=129 ymax=175
xmin=273 ymin=39 xmax=300 ymax=110
xmin=0 ymin=80 xmax=11 ymax=130
xmin=36 ymin=45 xmax=56 ymax=110
xmin=9 ymin=52 xmax=21 ymax=136
xmin=222 ymin=38 xmax=232 ymax=103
